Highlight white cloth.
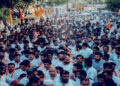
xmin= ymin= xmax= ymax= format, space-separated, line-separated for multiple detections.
xmin=0 ymin=75 xmax=9 ymax=86
xmin=80 ymin=48 xmax=93 ymax=58
xmin=86 ymin=67 xmax=97 ymax=81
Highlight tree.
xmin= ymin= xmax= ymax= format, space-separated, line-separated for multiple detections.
xmin=106 ymin=0 xmax=120 ymax=12
xmin=46 ymin=0 xmax=68 ymax=6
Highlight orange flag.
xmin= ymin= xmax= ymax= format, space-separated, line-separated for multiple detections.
xmin=118 ymin=9 xmax=120 ymax=16
xmin=106 ymin=18 xmax=111 ymax=30
xmin=8 ymin=8 xmax=13 ymax=24
xmin=19 ymin=8 xmax=24 ymax=21
xmin=42 ymin=8 xmax=46 ymax=16
xmin=40 ymin=7 xmax=43 ymax=18
xmin=51 ymin=7 xmax=54 ymax=13
xmin=48 ymin=7 xmax=54 ymax=15
xmin=34 ymin=8 xmax=37 ymax=16
xmin=75 ymin=5 xmax=79 ymax=9
xmin=70 ymin=5 xmax=72 ymax=10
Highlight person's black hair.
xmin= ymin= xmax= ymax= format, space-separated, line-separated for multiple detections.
xmin=85 ymin=59 xmax=92 ymax=67
xmin=103 ymin=62 xmax=112 ymax=69
xmin=0 ymin=49 xmax=5 ymax=52
xmin=104 ymin=78 xmax=117 ymax=86
xmin=55 ymin=66 xmax=63 ymax=73
xmin=28 ymin=52 xmax=35 ymax=55
xmin=0 ymin=62 xmax=4 ymax=68
xmin=57 ymin=51 xmax=65 ymax=56
xmin=29 ymin=76 xmax=40 ymax=84
xmin=104 ymin=53 xmax=110 ymax=60
xmin=20 ymin=60 xmax=30 ymax=67
xmin=94 ymin=52 xmax=103 ymax=57
xmin=43 ymin=59 xmax=51 ymax=64
xmin=97 ymin=73 xmax=105 ymax=79
xmin=53 ymin=40 xmax=57 ymax=43
xmin=103 ymin=45 xmax=109 ymax=50
xmin=76 ymin=55 xmax=83 ymax=59
xmin=8 ymin=63 xmax=15 ymax=66
xmin=81 ymin=78 xmax=89 ymax=83
xmin=60 ymin=70 xmax=69 ymax=76
xmin=37 ymin=70 xmax=44 ymax=78
xmin=9 ymin=48 xmax=16 ymax=53
xmin=17 ymin=84 xmax=25 ymax=86
xmin=93 ymin=47 xmax=99 ymax=51
xmin=110 ymin=62 xmax=116 ymax=66
xmin=76 ymin=45 xmax=82 ymax=49
xmin=74 ymin=63 xmax=83 ymax=70
xmin=82 ymin=43 xmax=88 ymax=47
xmin=24 ymin=40 xmax=29 ymax=44
xmin=115 ymin=47 xmax=120 ymax=51
xmin=79 ymin=70 xmax=87 ymax=78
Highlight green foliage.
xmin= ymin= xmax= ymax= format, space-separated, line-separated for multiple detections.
xmin=46 ymin=0 xmax=68 ymax=6
xmin=106 ymin=0 xmax=120 ymax=12
xmin=0 ymin=0 xmax=34 ymax=9
xmin=0 ymin=8 xmax=9 ymax=21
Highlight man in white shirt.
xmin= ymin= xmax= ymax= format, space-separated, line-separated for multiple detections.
xmin=13 ymin=60 xmax=30 ymax=80
xmin=81 ymin=43 xmax=93 ymax=59
xmin=57 ymin=55 xmax=73 ymax=75
xmin=85 ymin=59 xmax=97 ymax=82
xmin=54 ymin=70 xmax=75 ymax=86
xmin=0 ymin=62 xmax=9 ymax=86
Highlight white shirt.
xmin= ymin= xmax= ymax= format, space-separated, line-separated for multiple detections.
xmin=30 ymin=58 xmax=39 ymax=67
xmin=54 ymin=79 xmax=76 ymax=86
xmin=80 ymin=48 xmax=93 ymax=58
xmin=57 ymin=62 xmax=73 ymax=75
xmin=0 ymin=75 xmax=9 ymax=86
xmin=12 ymin=69 xmax=26 ymax=80
xmin=86 ymin=67 xmax=97 ymax=81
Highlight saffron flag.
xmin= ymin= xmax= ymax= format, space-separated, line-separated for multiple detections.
xmin=19 ymin=8 xmax=24 ymax=21
xmin=118 ymin=9 xmax=120 ymax=16
xmin=106 ymin=18 xmax=111 ymax=30
xmin=75 ymin=5 xmax=79 ymax=9
xmin=40 ymin=7 xmax=43 ymax=18
xmin=8 ymin=8 xmax=13 ymax=24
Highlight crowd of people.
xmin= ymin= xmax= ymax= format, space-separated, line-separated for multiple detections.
xmin=0 ymin=10 xmax=120 ymax=86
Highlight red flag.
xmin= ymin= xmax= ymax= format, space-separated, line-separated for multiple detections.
xmin=19 ymin=8 xmax=24 ymax=21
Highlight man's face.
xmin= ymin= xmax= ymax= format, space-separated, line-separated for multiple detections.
xmin=94 ymin=55 xmax=101 ymax=62
xmin=77 ymin=56 xmax=83 ymax=63
xmin=103 ymin=47 xmax=108 ymax=52
xmin=61 ymin=74 xmax=69 ymax=83
xmin=44 ymin=63 xmax=50 ymax=69
xmin=0 ymin=66 xmax=6 ymax=75
xmin=81 ymin=79 xmax=90 ymax=86
xmin=14 ymin=56 xmax=20 ymax=62
xmin=28 ymin=54 xmax=34 ymax=61
xmin=98 ymin=78 xmax=104 ymax=83
xmin=73 ymin=66 xmax=78 ymax=75
xmin=8 ymin=65 xmax=15 ymax=73
xmin=58 ymin=54 xmax=64 ymax=61
xmin=64 ymin=57 xmax=70 ymax=65
xmin=49 ymin=68 xmax=56 ymax=77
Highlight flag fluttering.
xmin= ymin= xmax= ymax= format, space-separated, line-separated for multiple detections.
xmin=75 ymin=5 xmax=79 ymax=9
xmin=48 ymin=7 xmax=54 ymax=15
xmin=19 ymin=8 xmax=24 ymax=21
xmin=40 ymin=7 xmax=43 ymax=18
xmin=106 ymin=18 xmax=111 ymax=30
xmin=8 ymin=8 xmax=13 ymax=24
xmin=118 ymin=9 xmax=120 ymax=16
